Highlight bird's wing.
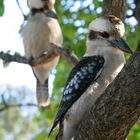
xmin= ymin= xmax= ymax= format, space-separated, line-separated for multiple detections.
xmin=48 ymin=55 xmax=105 ymax=137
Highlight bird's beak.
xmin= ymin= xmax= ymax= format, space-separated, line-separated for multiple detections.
xmin=109 ymin=39 xmax=133 ymax=54
xmin=44 ymin=10 xmax=57 ymax=19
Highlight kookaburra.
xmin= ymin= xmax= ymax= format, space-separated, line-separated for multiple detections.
xmin=23 ymin=0 xmax=63 ymax=106
xmin=48 ymin=15 xmax=132 ymax=140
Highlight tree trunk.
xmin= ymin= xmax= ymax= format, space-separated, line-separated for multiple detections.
xmin=102 ymin=0 xmax=126 ymax=20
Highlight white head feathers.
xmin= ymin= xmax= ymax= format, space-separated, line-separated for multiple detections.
xmin=89 ymin=15 xmax=125 ymax=37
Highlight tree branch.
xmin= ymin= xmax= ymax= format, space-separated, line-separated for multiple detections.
xmin=74 ymin=43 xmax=140 ymax=140
xmin=0 ymin=43 xmax=78 ymax=67
xmin=50 ymin=43 xmax=78 ymax=66
xmin=16 ymin=0 xmax=28 ymax=21
xmin=0 ymin=103 xmax=38 ymax=112
xmin=0 ymin=51 xmax=29 ymax=64
xmin=0 ymin=94 xmax=38 ymax=112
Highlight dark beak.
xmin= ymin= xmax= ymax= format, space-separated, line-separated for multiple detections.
xmin=109 ymin=39 xmax=133 ymax=54
xmin=44 ymin=10 xmax=57 ymax=19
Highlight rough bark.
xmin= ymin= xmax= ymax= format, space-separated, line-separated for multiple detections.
xmin=74 ymin=42 xmax=140 ymax=140
xmin=102 ymin=0 xmax=126 ymax=20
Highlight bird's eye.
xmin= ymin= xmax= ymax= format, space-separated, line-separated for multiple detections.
xmin=100 ymin=32 xmax=110 ymax=38
xmin=88 ymin=30 xmax=97 ymax=40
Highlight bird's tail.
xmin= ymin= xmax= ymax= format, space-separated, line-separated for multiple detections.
xmin=48 ymin=120 xmax=59 ymax=139
xmin=36 ymin=79 xmax=50 ymax=107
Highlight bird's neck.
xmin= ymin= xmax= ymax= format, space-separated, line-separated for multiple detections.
xmin=30 ymin=6 xmax=55 ymax=16
xmin=31 ymin=8 xmax=44 ymax=16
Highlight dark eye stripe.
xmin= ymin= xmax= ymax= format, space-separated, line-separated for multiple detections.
xmin=88 ymin=30 xmax=98 ymax=40
xmin=100 ymin=32 xmax=110 ymax=38
xmin=88 ymin=30 xmax=110 ymax=40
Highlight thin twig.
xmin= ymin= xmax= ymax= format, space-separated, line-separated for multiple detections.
xmin=0 ymin=94 xmax=38 ymax=112
xmin=0 ymin=103 xmax=38 ymax=112
xmin=16 ymin=0 xmax=27 ymax=21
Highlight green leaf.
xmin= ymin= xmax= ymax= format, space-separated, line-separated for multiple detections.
xmin=0 ymin=0 xmax=4 ymax=16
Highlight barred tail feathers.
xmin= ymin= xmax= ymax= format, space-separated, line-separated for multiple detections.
xmin=36 ymin=79 xmax=50 ymax=107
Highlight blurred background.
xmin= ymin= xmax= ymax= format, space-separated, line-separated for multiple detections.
xmin=0 ymin=0 xmax=139 ymax=140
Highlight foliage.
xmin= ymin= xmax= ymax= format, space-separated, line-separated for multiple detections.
xmin=128 ymin=123 xmax=140 ymax=140
xmin=0 ymin=0 xmax=4 ymax=16
xmin=0 ymin=85 xmax=39 ymax=140
xmin=0 ymin=0 xmax=140 ymax=140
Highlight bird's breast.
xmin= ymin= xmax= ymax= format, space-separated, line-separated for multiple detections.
xmin=23 ymin=15 xmax=63 ymax=58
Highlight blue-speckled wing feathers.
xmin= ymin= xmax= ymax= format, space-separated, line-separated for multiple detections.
xmin=48 ymin=55 xmax=104 ymax=137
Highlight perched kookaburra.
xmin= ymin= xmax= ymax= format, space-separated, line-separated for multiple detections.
xmin=48 ymin=15 xmax=132 ymax=140
xmin=23 ymin=0 xmax=63 ymax=106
